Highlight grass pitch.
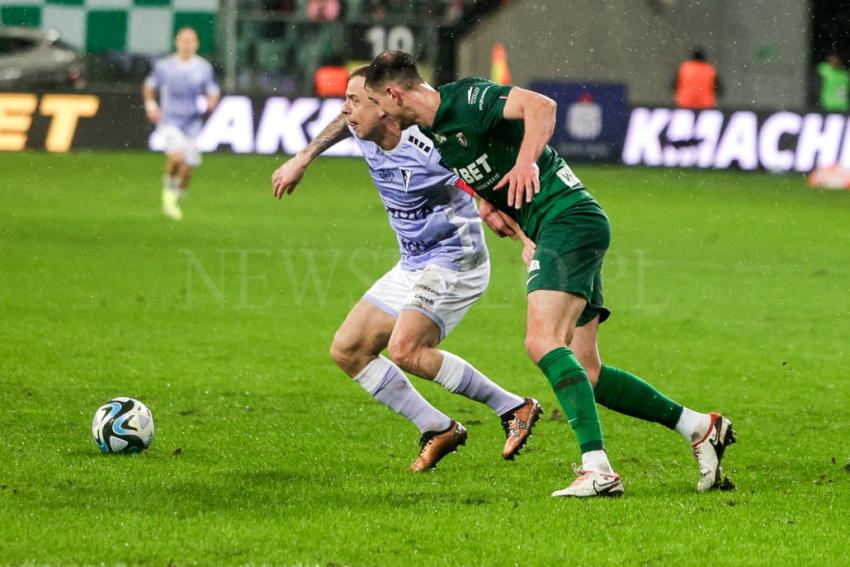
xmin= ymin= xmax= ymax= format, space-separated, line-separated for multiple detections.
xmin=1 ymin=151 xmax=849 ymax=565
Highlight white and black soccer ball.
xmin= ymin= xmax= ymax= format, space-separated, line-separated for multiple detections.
xmin=91 ymin=397 xmax=155 ymax=454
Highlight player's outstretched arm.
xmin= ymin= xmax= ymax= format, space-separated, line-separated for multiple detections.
xmin=272 ymin=113 xmax=351 ymax=199
xmin=206 ymin=92 xmax=221 ymax=114
xmin=142 ymin=83 xmax=160 ymax=124
xmin=479 ymin=198 xmax=516 ymax=238
xmin=493 ymin=88 xmax=557 ymax=209
xmin=479 ymin=199 xmax=536 ymax=266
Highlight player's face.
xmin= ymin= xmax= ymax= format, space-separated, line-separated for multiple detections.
xmin=341 ymin=76 xmax=383 ymax=139
xmin=366 ymin=84 xmax=408 ymax=127
xmin=175 ymin=30 xmax=199 ymax=58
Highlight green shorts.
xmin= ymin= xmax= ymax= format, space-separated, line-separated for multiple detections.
xmin=526 ymin=198 xmax=611 ymax=327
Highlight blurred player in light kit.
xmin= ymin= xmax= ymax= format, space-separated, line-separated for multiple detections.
xmin=143 ymin=27 xmax=220 ymax=220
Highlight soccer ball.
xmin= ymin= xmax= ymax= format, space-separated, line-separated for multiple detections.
xmin=91 ymin=397 xmax=155 ymax=453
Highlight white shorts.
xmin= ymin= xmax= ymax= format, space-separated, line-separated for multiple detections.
xmin=364 ymin=261 xmax=490 ymax=340
xmin=155 ymin=124 xmax=202 ymax=167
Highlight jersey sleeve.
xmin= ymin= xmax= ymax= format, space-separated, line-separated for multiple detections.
xmin=204 ymin=62 xmax=221 ymax=97
xmin=464 ymin=78 xmax=514 ymax=134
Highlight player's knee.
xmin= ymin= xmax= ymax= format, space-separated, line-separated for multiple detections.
xmin=330 ymin=332 xmax=362 ymax=374
xmin=387 ymin=336 xmax=420 ymax=373
xmin=524 ymin=333 xmax=559 ymax=364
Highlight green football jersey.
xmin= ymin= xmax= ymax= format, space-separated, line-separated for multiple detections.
xmin=423 ymin=77 xmax=591 ymax=240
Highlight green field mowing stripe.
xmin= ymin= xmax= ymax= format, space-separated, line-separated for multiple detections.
xmin=1 ymin=152 xmax=848 ymax=565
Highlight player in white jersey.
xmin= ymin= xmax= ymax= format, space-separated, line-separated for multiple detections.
xmin=271 ymin=67 xmax=542 ymax=472
xmin=143 ymin=27 xmax=220 ymax=221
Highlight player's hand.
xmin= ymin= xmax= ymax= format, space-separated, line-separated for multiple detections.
xmin=146 ymin=108 xmax=160 ymax=124
xmin=521 ymin=237 xmax=536 ymax=267
xmin=479 ymin=199 xmax=516 ymax=238
xmin=493 ymin=161 xmax=540 ymax=209
xmin=272 ymin=153 xmax=311 ymax=198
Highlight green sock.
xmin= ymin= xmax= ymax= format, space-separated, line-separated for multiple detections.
xmin=538 ymin=347 xmax=604 ymax=453
xmin=594 ymin=365 xmax=683 ymax=429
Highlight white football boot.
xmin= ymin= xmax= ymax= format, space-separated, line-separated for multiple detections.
xmin=692 ymin=412 xmax=736 ymax=492
xmin=552 ymin=465 xmax=624 ymax=498
xmin=162 ymin=188 xmax=183 ymax=221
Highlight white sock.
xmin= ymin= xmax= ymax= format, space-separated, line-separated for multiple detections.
xmin=163 ymin=175 xmax=178 ymax=191
xmin=582 ymin=449 xmax=613 ymax=474
xmin=675 ymin=407 xmax=712 ymax=443
xmin=355 ymin=356 xmax=452 ymax=434
xmin=433 ymin=351 xmax=524 ymax=416
xmin=176 ymin=188 xmax=187 ymax=201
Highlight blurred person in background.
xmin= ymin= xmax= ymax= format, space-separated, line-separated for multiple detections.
xmin=370 ymin=0 xmax=387 ymax=21
xmin=308 ymin=0 xmax=341 ymax=22
xmin=143 ymin=28 xmax=220 ymax=221
xmin=816 ymin=53 xmax=849 ymax=112
xmin=314 ymin=54 xmax=349 ymax=97
xmin=673 ymin=47 xmax=721 ymax=109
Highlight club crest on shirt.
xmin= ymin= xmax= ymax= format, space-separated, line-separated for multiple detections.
xmin=400 ymin=167 xmax=412 ymax=192
xmin=378 ymin=169 xmax=395 ymax=181
xmin=456 ymin=132 xmax=468 ymax=147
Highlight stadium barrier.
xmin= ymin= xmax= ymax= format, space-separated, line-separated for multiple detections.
xmin=0 ymin=92 xmax=361 ymax=156
xmin=3 ymin=90 xmax=846 ymax=174
xmin=622 ymin=107 xmax=850 ymax=173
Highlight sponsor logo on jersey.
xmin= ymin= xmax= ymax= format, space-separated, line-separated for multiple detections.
xmin=401 ymin=239 xmax=431 ymax=254
xmin=433 ymin=133 xmax=447 ymax=144
xmin=452 ymin=153 xmax=493 ymax=184
xmin=400 ymin=167 xmax=412 ymax=192
xmin=479 ymin=85 xmax=492 ymax=110
xmin=556 ymin=165 xmax=582 ymax=188
xmin=456 ymin=132 xmax=469 ymax=147
xmin=386 ymin=204 xmax=434 ymax=220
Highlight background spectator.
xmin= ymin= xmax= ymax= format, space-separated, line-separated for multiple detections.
xmin=673 ymin=47 xmax=721 ymax=109
xmin=816 ymin=53 xmax=849 ymax=112
xmin=314 ymin=53 xmax=349 ymax=97
xmin=308 ymin=0 xmax=341 ymax=22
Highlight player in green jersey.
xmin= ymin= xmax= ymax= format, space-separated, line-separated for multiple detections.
xmin=364 ymin=51 xmax=736 ymax=497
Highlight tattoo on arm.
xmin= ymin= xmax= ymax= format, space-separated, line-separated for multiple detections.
xmin=302 ymin=114 xmax=351 ymax=159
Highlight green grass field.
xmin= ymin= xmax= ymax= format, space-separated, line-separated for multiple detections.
xmin=1 ymin=151 xmax=849 ymax=566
